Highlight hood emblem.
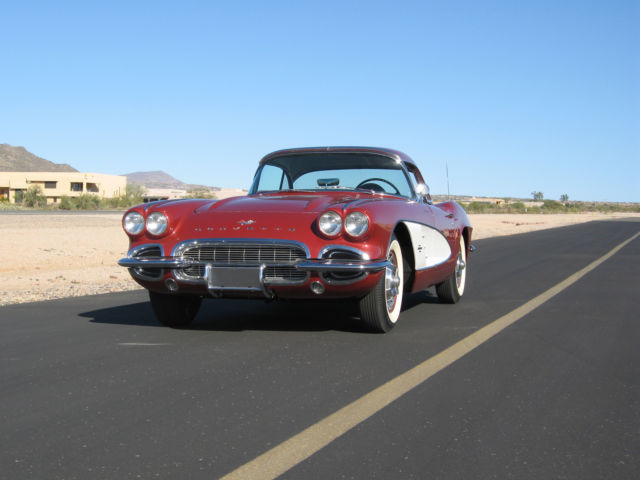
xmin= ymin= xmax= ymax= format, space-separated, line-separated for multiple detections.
xmin=237 ymin=219 xmax=256 ymax=225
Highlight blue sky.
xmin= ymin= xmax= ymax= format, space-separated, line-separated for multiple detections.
xmin=1 ymin=0 xmax=638 ymax=201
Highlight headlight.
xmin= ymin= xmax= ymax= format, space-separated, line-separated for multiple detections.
xmin=318 ymin=211 xmax=342 ymax=236
xmin=124 ymin=211 xmax=144 ymax=235
xmin=345 ymin=211 xmax=369 ymax=237
xmin=146 ymin=212 xmax=168 ymax=236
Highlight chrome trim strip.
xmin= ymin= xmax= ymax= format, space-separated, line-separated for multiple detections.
xmin=119 ymin=257 xmax=189 ymax=268
xmin=294 ymin=259 xmax=390 ymax=273
xmin=128 ymin=243 xmax=165 ymax=258
xmin=318 ymin=245 xmax=370 ymax=260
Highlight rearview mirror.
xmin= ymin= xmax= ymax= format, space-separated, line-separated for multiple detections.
xmin=415 ymin=183 xmax=432 ymax=204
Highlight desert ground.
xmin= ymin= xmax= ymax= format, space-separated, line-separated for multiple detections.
xmin=1 ymin=211 xmax=637 ymax=306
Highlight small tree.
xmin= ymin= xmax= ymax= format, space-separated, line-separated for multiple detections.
xmin=560 ymin=194 xmax=569 ymax=202
xmin=23 ymin=185 xmax=47 ymax=208
xmin=531 ymin=191 xmax=544 ymax=201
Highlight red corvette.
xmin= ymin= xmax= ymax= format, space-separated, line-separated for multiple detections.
xmin=118 ymin=147 xmax=473 ymax=332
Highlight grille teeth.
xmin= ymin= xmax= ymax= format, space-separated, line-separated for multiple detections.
xmin=179 ymin=243 xmax=307 ymax=284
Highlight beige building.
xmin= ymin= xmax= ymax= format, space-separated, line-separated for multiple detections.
xmin=0 ymin=172 xmax=127 ymax=205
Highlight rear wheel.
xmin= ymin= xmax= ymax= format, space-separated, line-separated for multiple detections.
xmin=149 ymin=291 xmax=202 ymax=328
xmin=436 ymin=235 xmax=467 ymax=304
xmin=358 ymin=237 xmax=404 ymax=333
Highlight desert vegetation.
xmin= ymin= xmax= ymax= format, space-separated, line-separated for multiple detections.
xmin=461 ymin=199 xmax=640 ymax=214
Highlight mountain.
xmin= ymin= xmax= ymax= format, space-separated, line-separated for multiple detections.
xmin=0 ymin=144 xmax=77 ymax=172
xmin=124 ymin=170 xmax=219 ymax=191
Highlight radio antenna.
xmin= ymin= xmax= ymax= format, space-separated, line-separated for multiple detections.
xmin=446 ymin=162 xmax=451 ymax=200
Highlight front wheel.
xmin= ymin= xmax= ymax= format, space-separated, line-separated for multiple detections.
xmin=149 ymin=291 xmax=202 ymax=328
xmin=435 ymin=235 xmax=467 ymax=304
xmin=358 ymin=237 xmax=404 ymax=333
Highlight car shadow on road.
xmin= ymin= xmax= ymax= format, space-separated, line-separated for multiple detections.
xmin=81 ymin=298 xmax=366 ymax=333
xmin=81 ymin=291 xmax=441 ymax=333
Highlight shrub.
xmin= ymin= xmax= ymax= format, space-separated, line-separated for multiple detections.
xmin=542 ymin=200 xmax=564 ymax=211
xmin=59 ymin=196 xmax=73 ymax=210
xmin=185 ymin=188 xmax=217 ymax=199
xmin=74 ymin=194 xmax=101 ymax=210
xmin=23 ymin=185 xmax=47 ymax=208
xmin=58 ymin=194 xmax=100 ymax=210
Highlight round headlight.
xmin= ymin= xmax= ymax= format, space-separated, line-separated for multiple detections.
xmin=345 ymin=211 xmax=369 ymax=237
xmin=124 ymin=211 xmax=144 ymax=235
xmin=146 ymin=212 xmax=168 ymax=236
xmin=318 ymin=210 xmax=342 ymax=236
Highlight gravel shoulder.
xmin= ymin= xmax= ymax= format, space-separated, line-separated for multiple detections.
xmin=1 ymin=211 xmax=638 ymax=306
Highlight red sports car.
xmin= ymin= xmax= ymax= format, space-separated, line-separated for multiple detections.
xmin=118 ymin=147 xmax=473 ymax=332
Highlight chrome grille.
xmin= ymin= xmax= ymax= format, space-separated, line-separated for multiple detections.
xmin=178 ymin=242 xmax=307 ymax=284
xmin=181 ymin=245 xmax=306 ymax=264
xmin=264 ymin=266 xmax=307 ymax=283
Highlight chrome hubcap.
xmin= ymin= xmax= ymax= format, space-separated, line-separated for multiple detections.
xmin=385 ymin=253 xmax=400 ymax=312
xmin=455 ymin=253 xmax=466 ymax=288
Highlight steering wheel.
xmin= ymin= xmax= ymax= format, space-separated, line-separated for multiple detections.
xmin=356 ymin=178 xmax=401 ymax=195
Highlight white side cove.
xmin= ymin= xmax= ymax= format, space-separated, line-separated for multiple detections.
xmin=402 ymin=221 xmax=452 ymax=270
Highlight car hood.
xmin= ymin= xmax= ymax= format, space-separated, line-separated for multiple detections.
xmin=198 ymin=193 xmax=382 ymax=215
xmin=171 ymin=193 xmax=386 ymax=236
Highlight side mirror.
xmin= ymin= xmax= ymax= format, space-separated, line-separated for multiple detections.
xmin=415 ymin=183 xmax=432 ymax=204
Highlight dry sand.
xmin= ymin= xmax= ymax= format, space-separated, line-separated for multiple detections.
xmin=1 ymin=211 xmax=638 ymax=306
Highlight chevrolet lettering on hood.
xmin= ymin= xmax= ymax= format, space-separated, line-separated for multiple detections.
xmin=118 ymin=147 xmax=474 ymax=333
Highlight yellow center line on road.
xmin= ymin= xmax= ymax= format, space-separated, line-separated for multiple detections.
xmin=220 ymin=231 xmax=640 ymax=480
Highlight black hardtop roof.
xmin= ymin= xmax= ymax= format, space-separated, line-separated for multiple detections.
xmin=259 ymin=147 xmax=417 ymax=167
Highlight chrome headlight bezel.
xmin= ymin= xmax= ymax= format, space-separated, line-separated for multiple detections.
xmin=123 ymin=211 xmax=145 ymax=235
xmin=146 ymin=212 xmax=168 ymax=236
xmin=344 ymin=211 xmax=369 ymax=237
xmin=318 ymin=210 xmax=343 ymax=237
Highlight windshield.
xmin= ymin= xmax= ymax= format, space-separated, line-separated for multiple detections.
xmin=251 ymin=153 xmax=414 ymax=198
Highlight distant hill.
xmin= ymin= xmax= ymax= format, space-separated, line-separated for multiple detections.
xmin=0 ymin=144 xmax=77 ymax=172
xmin=124 ymin=170 xmax=219 ymax=191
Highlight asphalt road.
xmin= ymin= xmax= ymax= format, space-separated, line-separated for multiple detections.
xmin=1 ymin=220 xmax=638 ymax=479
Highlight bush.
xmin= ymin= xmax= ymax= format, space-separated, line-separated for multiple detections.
xmin=542 ymin=200 xmax=564 ymax=211
xmin=185 ymin=188 xmax=217 ymax=199
xmin=58 ymin=194 xmax=100 ymax=210
xmin=23 ymin=185 xmax=47 ymax=208
xmin=509 ymin=202 xmax=526 ymax=212
xmin=59 ymin=196 xmax=73 ymax=210
xmin=75 ymin=194 xmax=101 ymax=209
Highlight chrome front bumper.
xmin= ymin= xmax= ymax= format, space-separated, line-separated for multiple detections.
xmin=117 ymin=256 xmax=390 ymax=273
